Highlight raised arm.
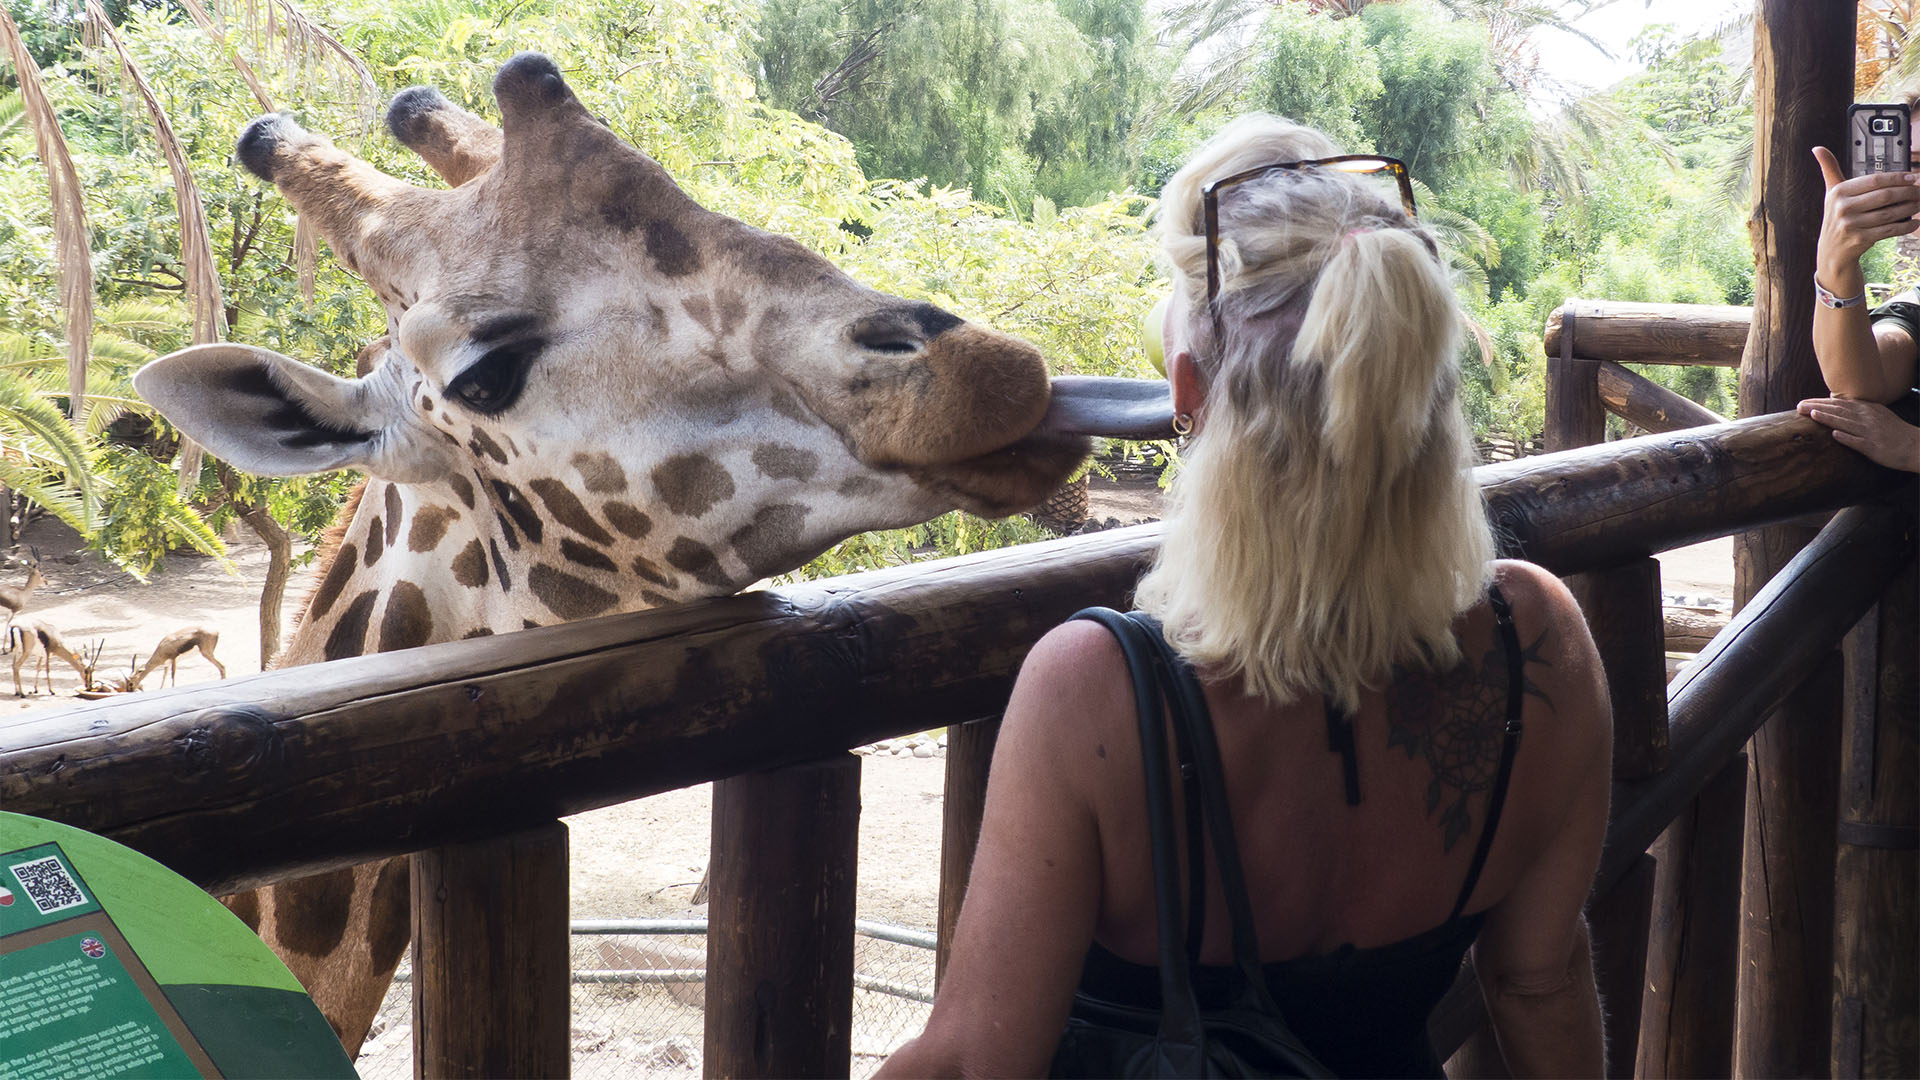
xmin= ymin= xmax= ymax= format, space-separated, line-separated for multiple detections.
xmin=877 ymin=621 xmax=1125 ymax=1078
xmin=1811 ymin=146 xmax=1920 ymax=403
xmin=1473 ymin=566 xmax=1612 ymax=1078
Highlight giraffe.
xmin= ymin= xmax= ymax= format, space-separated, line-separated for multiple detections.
xmin=133 ymin=53 xmax=1165 ymax=1055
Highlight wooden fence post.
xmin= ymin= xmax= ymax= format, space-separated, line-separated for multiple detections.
xmin=937 ymin=716 xmax=1001 ymax=986
xmin=1638 ymin=754 xmax=1746 ymax=1079
xmin=705 ymin=755 xmax=860 ymax=1079
xmin=1832 ymin=555 xmax=1919 ymax=1079
xmin=1589 ymin=855 xmax=1658 ymax=1079
xmin=1546 ymin=306 xmax=1605 ymax=452
xmin=411 ymin=822 xmax=571 ymax=1080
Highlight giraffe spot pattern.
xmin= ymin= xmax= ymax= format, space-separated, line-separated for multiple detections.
xmin=420 ymin=395 xmax=434 ymax=411
xmin=449 ymin=473 xmax=476 ymax=509
xmin=768 ymin=387 xmax=817 ymax=427
xmin=490 ymin=538 xmax=512 ymax=592
xmin=838 ymin=476 xmax=883 ymax=497
xmin=529 ymin=564 xmax=620 ymax=619
xmin=728 ymin=504 xmax=811 ymax=573
xmin=367 ymin=859 xmax=411 ymax=975
xmin=224 ymin=891 xmax=262 ymax=932
xmin=530 ymin=479 xmax=616 ymax=546
xmin=463 ymin=627 xmax=495 ymax=639
xmin=652 ymin=455 xmax=735 ymax=518
xmin=522 ymin=618 xmax=541 ymax=629
xmin=646 ymin=219 xmax=701 ymax=277
xmin=491 ymin=480 xmax=545 ymax=544
xmin=640 ymin=589 xmax=678 ymax=607
xmin=495 ymin=510 xmax=521 ymax=551
xmin=502 ymin=433 xmax=520 ymax=458
xmin=603 ymin=502 xmax=653 ymax=539
xmin=408 ymin=506 xmax=460 ymax=552
xmin=571 ymin=452 xmax=627 ymax=494
xmin=629 ymin=554 xmax=673 ymax=587
xmin=680 ymin=382 xmax=745 ymax=425
xmin=452 ymin=540 xmax=490 ymax=587
xmin=751 ymin=445 xmax=819 ymax=482
xmin=560 ymin=538 xmax=618 ymax=573
xmin=384 ymin=486 xmax=403 ymax=547
xmin=364 ymin=519 xmax=385 ymax=566
xmin=310 ymin=543 xmax=359 ymax=619
xmin=469 ymin=429 xmax=509 ymax=464
xmin=324 ymin=590 xmax=379 ymax=661
xmin=379 ymin=581 xmax=434 ymax=651
xmin=666 ymin=537 xmax=732 ymax=589
xmin=274 ymin=866 xmax=356 ymax=957
xmin=683 ymin=296 xmax=716 ymax=333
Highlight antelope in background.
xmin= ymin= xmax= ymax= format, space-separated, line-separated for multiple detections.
xmin=0 ymin=548 xmax=45 ymax=636
xmin=9 ymin=619 xmax=103 ymax=696
xmin=123 ymin=625 xmax=226 ymax=691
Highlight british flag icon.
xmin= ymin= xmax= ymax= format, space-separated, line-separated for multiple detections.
xmin=81 ymin=937 xmax=104 ymax=958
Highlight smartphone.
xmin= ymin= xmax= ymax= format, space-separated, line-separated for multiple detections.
xmin=1849 ymin=103 xmax=1912 ymax=177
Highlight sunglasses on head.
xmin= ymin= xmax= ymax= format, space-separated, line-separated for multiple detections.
xmin=1200 ymin=155 xmax=1417 ymax=308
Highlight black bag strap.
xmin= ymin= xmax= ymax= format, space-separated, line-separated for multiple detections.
xmin=1127 ymin=612 xmax=1283 ymax=1011
xmin=1448 ymin=582 xmax=1526 ymax=923
xmin=1070 ymin=607 xmax=1207 ymax=1046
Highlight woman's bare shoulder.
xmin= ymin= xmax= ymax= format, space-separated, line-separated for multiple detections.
xmin=1488 ymin=559 xmax=1611 ymax=745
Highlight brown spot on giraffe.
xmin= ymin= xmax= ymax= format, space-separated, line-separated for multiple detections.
xmin=469 ymin=429 xmax=509 ymax=464
xmin=716 ymin=289 xmax=747 ymax=335
xmin=408 ymin=505 xmax=460 ymax=552
xmin=490 ymin=538 xmax=512 ymax=592
xmin=384 ymin=486 xmax=403 ymax=547
xmin=769 ymin=387 xmax=817 ymax=427
xmin=604 ymin=502 xmax=653 ymax=539
xmin=666 ymin=537 xmax=732 ymax=589
xmin=452 ymin=540 xmax=490 ymax=587
xmin=529 ymin=564 xmax=620 ymax=619
xmin=366 ymin=860 xmax=411 ymax=976
xmin=501 ymin=432 xmax=520 ymax=458
xmin=680 ymin=382 xmax=746 ymax=425
xmin=420 ymin=394 xmax=434 ymax=411
xmin=640 ymin=589 xmax=678 ymax=607
xmin=630 ymin=554 xmax=673 ymax=587
xmin=752 ymin=445 xmax=818 ymax=482
xmin=494 ymin=510 xmax=521 ymax=551
xmin=529 ymin=478 xmax=616 ymax=546
xmin=571 ymin=451 xmax=626 ymax=493
xmin=491 ymin=480 xmax=544 ymax=544
xmin=683 ymin=295 xmax=715 ymax=333
xmin=379 ymin=581 xmax=434 ymax=651
xmin=310 ymin=543 xmax=359 ymax=619
xmin=728 ymin=504 xmax=810 ymax=572
xmin=652 ymin=455 xmax=734 ymax=518
xmin=324 ymin=591 xmax=380 ymax=661
xmin=448 ymin=472 xmax=475 ymax=509
xmin=225 ymin=890 xmax=262 ymax=932
xmin=364 ymin=520 xmax=385 ymax=567
xmin=522 ymin=619 xmax=541 ymax=630
xmin=647 ymin=218 xmax=700 ymax=276
xmin=839 ymin=476 xmax=883 ymax=498
xmin=274 ymin=867 xmax=356 ymax=956
xmin=560 ymin=538 xmax=618 ymax=573
xmin=462 ymin=627 xmax=495 ymax=639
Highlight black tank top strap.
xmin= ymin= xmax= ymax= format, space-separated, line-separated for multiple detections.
xmin=1448 ymin=581 xmax=1526 ymax=923
xmin=1325 ymin=701 xmax=1362 ymax=806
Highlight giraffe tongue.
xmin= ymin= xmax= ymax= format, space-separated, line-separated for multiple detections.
xmin=1038 ymin=376 xmax=1175 ymax=440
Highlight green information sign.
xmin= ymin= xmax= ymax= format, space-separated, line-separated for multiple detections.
xmin=0 ymin=815 xmax=357 ymax=1079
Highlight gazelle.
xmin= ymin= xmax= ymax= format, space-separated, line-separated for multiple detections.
xmin=0 ymin=548 xmax=45 ymax=635
xmin=124 ymin=625 xmax=227 ymax=690
xmin=9 ymin=619 xmax=103 ymax=696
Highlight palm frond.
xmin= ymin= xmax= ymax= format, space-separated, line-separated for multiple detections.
xmin=178 ymin=0 xmax=278 ymax=110
xmin=0 ymin=462 xmax=91 ymax=536
xmin=0 ymin=88 xmax=22 ymax=139
xmin=0 ymin=370 xmax=97 ymax=529
xmin=0 ymin=6 xmax=93 ymax=431
xmin=94 ymin=300 xmax=190 ymax=338
xmin=88 ymin=336 xmax=158 ymax=369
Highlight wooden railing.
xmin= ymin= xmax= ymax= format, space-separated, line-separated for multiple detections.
xmin=1 ymin=374 xmax=1913 ymax=1077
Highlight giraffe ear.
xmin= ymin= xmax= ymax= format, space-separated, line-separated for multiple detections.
xmin=135 ymin=344 xmax=442 ymax=480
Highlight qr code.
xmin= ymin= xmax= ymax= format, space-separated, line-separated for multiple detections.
xmin=11 ymin=855 xmax=86 ymax=915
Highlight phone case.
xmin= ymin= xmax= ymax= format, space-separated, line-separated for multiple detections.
xmin=1849 ymin=103 xmax=1912 ymax=177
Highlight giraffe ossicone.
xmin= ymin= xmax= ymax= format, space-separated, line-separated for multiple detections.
xmin=132 ymin=51 xmax=1168 ymax=1053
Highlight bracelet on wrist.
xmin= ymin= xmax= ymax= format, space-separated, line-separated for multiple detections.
xmin=1814 ymin=278 xmax=1868 ymax=309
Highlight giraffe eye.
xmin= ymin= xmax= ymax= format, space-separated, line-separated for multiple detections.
xmin=449 ymin=340 xmax=541 ymax=415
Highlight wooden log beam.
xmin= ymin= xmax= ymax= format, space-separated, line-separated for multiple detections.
xmin=0 ymin=419 xmax=1906 ymax=896
xmin=1735 ymin=7 xmax=1857 ymax=1073
xmin=1598 ymin=361 xmax=1725 ymax=435
xmin=1590 ymin=854 xmax=1657 ymax=1078
xmin=705 ymin=756 xmax=860 ymax=1079
xmin=411 ymin=822 xmax=570 ymax=1080
xmin=1565 ymin=559 xmax=1669 ymax=780
xmin=1544 ymin=300 xmax=1752 ymax=368
xmin=937 ymin=716 xmax=1000 ymax=987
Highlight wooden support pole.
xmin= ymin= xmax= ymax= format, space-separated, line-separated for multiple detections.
xmin=411 ymin=822 xmax=571 ymax=1080
xmin=1547 ymin=306 xmax=1606 ymax=452
xmin=705 ymin=756 xmax=860 ymax=1079
xmin=1735 ymin=5 xmax=1856 ymax=1073
xmin=1833 ymin=556 xmax=1919 ymax=1079
xmin=1565 ymin=558 xmax=1669 ymax=780
xmin=1589 ymin=854 xmax=1657 ymax=1078
xmin=937 ymin=716 xmax=1000 ymax=987
xmin=1597 ymin=361 xmax=1726 ymax=435
xmin=1544 ymin=301 xmax=1753 ymax=368
xmin=1638 ymin=754 xmax=1746 ymax=1080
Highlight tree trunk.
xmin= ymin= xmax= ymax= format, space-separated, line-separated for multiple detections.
xmin=217 ymin=463 xmax=291 ymax=668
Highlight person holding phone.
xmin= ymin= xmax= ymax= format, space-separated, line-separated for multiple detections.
xmin=1801 ymin=87 xmax=1920 ymax=473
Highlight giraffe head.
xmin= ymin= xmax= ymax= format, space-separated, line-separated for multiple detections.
xmin=138 ymin=54 xmax=1163 ymax=644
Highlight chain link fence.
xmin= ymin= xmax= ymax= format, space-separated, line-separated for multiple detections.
xmin=354 ymin=917 xmax=935 ymax=1079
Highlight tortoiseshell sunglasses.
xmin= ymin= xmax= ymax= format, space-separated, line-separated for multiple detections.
xmin=1200 ymin=155 xmax=1417 ymax=308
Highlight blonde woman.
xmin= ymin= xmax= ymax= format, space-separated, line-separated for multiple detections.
xmin=1800 ymin=81 xmax=1920 ymax=473
xmin=878 ymin=115 xmax=1611 ymax=1079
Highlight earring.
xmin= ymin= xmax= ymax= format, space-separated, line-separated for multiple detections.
xmin=1172 ymin=413 xmax=1195 ymax=437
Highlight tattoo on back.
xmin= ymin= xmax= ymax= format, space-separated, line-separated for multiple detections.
xmin=1386 ymin=629 xmax=1554 ymax=852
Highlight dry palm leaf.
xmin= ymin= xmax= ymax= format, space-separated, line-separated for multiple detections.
xmin=198 ymin=0 xmax=378 ymax=125
xmin=86 ymin=0 xmax=226 ymax=495
xmin=294 ymin=211 xmax=318 ymax=304
xmin=178 ymin=0 xmax=276 ymax=111
xmin=0 ymin=5 xmax=93 ymax=431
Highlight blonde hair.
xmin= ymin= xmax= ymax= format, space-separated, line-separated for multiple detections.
xmin=1134 ymin=114 xmax=1494 ymax=712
